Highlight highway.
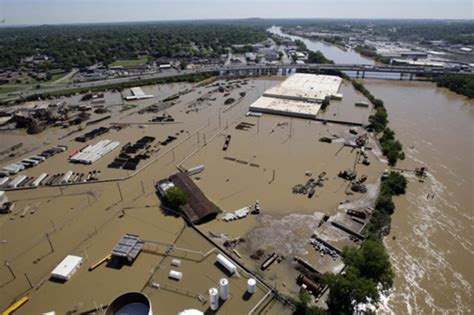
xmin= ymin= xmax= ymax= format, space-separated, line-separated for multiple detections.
xmin=1 ymin=63 xmax=472 ymax=100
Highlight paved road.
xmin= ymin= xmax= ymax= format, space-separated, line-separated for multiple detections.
xmin=1 ymin=63 xmax=472 ymax=100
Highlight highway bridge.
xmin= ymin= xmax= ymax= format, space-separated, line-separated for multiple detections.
xmin=216 ymin=63 xmax=473 ymax=79
xmin=1 ymin=63 xmax=472 ymax=100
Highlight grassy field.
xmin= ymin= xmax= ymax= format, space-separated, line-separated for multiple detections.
xmin=0 ymin=86 xmax=22 ymax=94
xmin=109 ymin=57 xmax=148 ymax=67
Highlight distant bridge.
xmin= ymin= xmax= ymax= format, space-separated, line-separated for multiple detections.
xmin=2 ymin=62 xmax=472 ymax=100
xmin=214 ymin=63 xmax=473 ymax=80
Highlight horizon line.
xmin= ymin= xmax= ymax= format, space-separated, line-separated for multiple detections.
xmin=1 ymin=16 xmax=473 ymax=28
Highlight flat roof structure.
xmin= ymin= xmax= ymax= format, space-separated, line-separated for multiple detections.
xmin=125 ymin=87 xmax=154 ymax=101
xmin=51 ymin=255 xmax=83 ymax=281
xmin=111 ymin=234 xmax=144 ymax=263
xmin=263 ymin=73 xmax=342 ymax=103
xmin=249 ymin=96 xmax=321 ymax=119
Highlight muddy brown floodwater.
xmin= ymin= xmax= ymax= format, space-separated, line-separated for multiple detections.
xmin=363 ymin=80 xmax=474 ymax=314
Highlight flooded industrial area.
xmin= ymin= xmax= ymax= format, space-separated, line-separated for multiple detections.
xmin=0 ymin=25 xmax=472 ymax=315
xmin=266 ymin=28 xmax=474 ymax=314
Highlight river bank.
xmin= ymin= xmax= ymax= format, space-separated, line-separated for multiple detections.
xmin=269 ymin=25 xmax=473 ymax=314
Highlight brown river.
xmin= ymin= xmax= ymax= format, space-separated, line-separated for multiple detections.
xmin=365 ymin=80 xmax=473 ymax=314
xmin=269 ymin=27 xmax=474 ymax=314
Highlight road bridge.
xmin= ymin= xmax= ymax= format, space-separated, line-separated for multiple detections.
xmin=216 ymin=63 xmax=472 ymax=79
xmin=1 ymin=63 xmax=472 ymax=100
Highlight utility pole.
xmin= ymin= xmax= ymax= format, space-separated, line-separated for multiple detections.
xmin=46 ymin=233 xmax=54 ymax=252
xmin=116 ymin=182 xmax=123 ymax=202
xmin=141 ymin=180 xmax=146 ymax=196
xmin=24 ymin=273 xmax=33 ymax=289
xmin=5 ymin=261 xmax=16 ymax=280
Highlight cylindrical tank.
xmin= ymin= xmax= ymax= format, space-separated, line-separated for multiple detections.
xmin=209 ymin=287 xmax=219 ymax=311
xmin=219 ymin=278 xmax=229 ymax=300
xmin=105 ymin=292 xmax=153 ymax=315
xmin=169 ymin=270 xmax=183 ymax=280
xmin=247 ymin=278 xmax=256 ymax=294
xmin=216 ymin=254 xmax=237 ymax=274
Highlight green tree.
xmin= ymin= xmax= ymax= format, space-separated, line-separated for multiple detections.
xmin=293 ymin=289 xmax=327 ymax=315
xmin=180 ymin=60 xmax=188 ymax=70
xmin=323 ymin=267 xmax=378 ymax=315
xmin=163 ymin=187 xmax=187 ymax=210
xmin=381 ymin=172 xmax=407 ymax=195
xmin=342 ymin=240 xmax=394 ymax=289
xmin=375 ymin=194 xmax=395 ymax=214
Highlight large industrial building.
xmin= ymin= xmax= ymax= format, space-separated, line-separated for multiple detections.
xmin=263 ymin=73 xmax=342 ymax=103
xmin=249 ymin=73 xmax=342 ymax=119
xmin=249 ymin=97 xmax=322 ymax=119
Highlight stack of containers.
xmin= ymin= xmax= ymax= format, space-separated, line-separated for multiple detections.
xmin=69 ymin=140 xmax=120 ymax=164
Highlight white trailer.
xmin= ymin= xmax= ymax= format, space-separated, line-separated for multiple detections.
xmin=0 ymin=177 xmax=9 ymax=186
xmin=30 ymin=155 xmax=46 ymax=162
xmin=186 ymin=165 xmax=205 ymax=176
xmin=8 ymin=175 xmax=27 ymax=188
xmin=51 ymin=255 xmax=83 ymax=281
xmin=62 ymin=171 xmax=74 ymax=184
xmin=2 ymin=166 xmax=19 ymax=175
xmin=31 ymin=173 xmax=48 ymax=187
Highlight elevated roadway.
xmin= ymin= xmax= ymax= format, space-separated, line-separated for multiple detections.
xmin=1 ymin=63 xmax=472 ymax=100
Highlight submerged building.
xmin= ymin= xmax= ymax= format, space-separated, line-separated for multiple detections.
xmin=249 ymin=73 xmax=342 ymax=119
xmin=169 ymin=173 xmax=219 ymax=224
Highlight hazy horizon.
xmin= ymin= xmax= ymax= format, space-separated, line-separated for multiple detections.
xmin=0 ymin=0 xmax=472 ymax=26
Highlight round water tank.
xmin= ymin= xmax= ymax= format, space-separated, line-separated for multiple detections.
xmin=247 ymin=278 xmax=256 ymax=294
xmin=219 ymin=278 xmax=229 ymax=301
xmin=209 ymin=287 xmax=219 ymax=311
xmin=105 ymin=292 xmax=153 ymax=315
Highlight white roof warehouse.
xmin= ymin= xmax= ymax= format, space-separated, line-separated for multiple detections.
xmin=249 ymin=73 xmax=342 ymax=119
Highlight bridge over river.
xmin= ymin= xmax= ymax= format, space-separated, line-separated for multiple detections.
xmin=215 ymin=63 xmax=473 ymax=79
xmin=1 ymin=63 xmax=472 ymax=100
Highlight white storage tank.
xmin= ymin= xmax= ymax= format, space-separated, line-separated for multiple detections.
xmin=247 ymin=278 xmax=256 ymax=294
xmin=169 ymin=270 xmax=183 ymax=281
xmin=171 ymin=259 xmax=181 ymax=267
xmin=219 ymin=278 xmax=229 ymax=301
xmin=216 ymin=254 xmax=237 ymax=275
xmin=209 ymin=287 xmax=219 ymax=311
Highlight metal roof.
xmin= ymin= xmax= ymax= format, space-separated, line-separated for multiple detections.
xmin=111 ymin=234 xmax=144 ymax=262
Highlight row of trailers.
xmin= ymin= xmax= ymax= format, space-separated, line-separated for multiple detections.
xmin=0 ymin=170 xmax=102 ymax=189
xmin=0 ymin=146 xmax=67 ymax=177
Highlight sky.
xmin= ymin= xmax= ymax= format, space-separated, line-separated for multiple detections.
xmin=0 ymin=0 xmax=472 ymax=26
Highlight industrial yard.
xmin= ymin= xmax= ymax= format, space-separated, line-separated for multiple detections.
xmin=0 ymin=73 xmax=383 ymax=314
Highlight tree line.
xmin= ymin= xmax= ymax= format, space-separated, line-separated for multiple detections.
xmin=0 ymin=23 xmax=268 ymax=70
xmin=434 ymin=74 xmax=474 ymax=99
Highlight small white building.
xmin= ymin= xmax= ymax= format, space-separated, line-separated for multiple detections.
xmin=51 ymin=255 xmax=83 ymax=281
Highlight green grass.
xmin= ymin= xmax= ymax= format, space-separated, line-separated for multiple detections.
xmin=0 ymin=86 xmax=23 ymax=94
xmin=109 ymin=57 xmax=148 ymax=67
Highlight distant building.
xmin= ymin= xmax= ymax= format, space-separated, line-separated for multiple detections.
xmin=245 ymin=52 xmax=257 ymax=61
